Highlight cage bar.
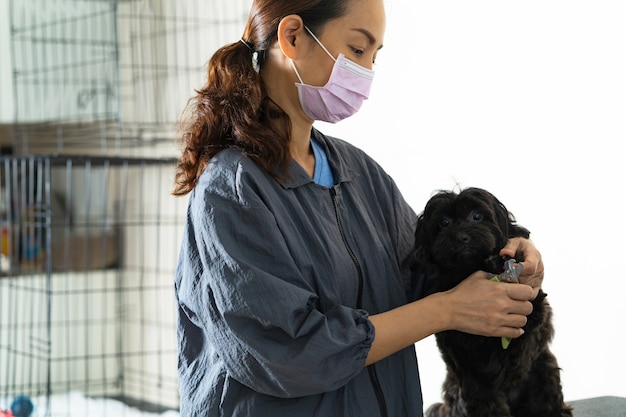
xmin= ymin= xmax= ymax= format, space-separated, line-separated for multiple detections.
xmin=1 ymin=1 xmax=252 ymax=415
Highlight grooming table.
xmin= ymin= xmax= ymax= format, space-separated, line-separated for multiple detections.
xmin=570 ymin=396 xmax=626 ymax=417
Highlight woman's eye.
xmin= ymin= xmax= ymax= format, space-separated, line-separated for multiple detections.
xmin=351 ymin=47 xmax=364 ymax=56
xmin=471 ymin=211 xmax=483 ymax=221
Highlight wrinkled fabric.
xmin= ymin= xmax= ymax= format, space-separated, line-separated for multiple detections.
xmin=174 ymin=129 xmax=433 ymax=416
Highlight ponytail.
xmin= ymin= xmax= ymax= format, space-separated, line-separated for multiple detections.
xmin=172 ymin=39 xmax=291 ymax=196
xmin=173 ymin=0 xmax=350 ymax=196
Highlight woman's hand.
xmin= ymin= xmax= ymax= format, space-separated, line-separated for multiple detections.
xmin=366 ymin=268 xmax=536 ymax=365
xmin=500 ymin=237 xmax=544 ymax=299
xmin=366 ymin=240 xmax=542 ymax=365
xmin=445 ymin=271 xmax=535 ymax=339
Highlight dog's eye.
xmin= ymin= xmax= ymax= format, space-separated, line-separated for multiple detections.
xmin=471 ymin=211 xmax=483 ymax=221
xmin=439 ymin=218 xmax=450 ymax=227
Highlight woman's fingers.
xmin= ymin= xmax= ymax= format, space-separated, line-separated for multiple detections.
xmin=447 ymin=272 xmax=534 ymax=338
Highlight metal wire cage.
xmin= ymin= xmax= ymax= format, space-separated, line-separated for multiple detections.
xmin=0 ymin=155 xmax=186 ymax=416
xmin=6 ymin=0 xmax=251 ymax=156
xmin=1 ymin=0 xmax=252 ymax=415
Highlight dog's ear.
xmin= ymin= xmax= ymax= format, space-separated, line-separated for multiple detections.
xmin=466 ymin=187 xmax=531 ymax=241
xmin=411 ymin=191 xmax=455 ymax=273
xmin=487 ymin=191 xmax=531 ymax=239
xmin=411 ymin=191 xmax=447 ymax=264
xmin=407 ymin=211 xmax=440 ymax=297
xmin=496 ymin=199 xmax=531 ymax=239
xmin=410 ymin=212 xmax=432 ymax=273
xmin=484 ymin=191 xmax=530 ymax=239
xmin=509 ymin=223 xmax=530 ymax=239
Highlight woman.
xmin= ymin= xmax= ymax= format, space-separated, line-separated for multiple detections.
xmin=173 ymin=0 xmax=542 ymax=415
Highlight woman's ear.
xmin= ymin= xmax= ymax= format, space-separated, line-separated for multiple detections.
xmin=277 ymin=14 xmax=307 ymax=60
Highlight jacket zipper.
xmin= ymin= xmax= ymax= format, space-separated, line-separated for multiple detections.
xmin=330 ymin=188 xmax=388 ymax=417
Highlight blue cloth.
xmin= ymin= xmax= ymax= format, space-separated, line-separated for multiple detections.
xmin=311 ymin=137 xmax=335 ymax=187
xmin=175 ymin=128 xmax=433 ymax=416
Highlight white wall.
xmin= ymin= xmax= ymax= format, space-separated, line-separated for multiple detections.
xmin=317 ymin=0 xmax=626 ymax=406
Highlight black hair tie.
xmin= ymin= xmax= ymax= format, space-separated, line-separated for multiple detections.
xmin=239 ymin=38 xmax=254 ymax=52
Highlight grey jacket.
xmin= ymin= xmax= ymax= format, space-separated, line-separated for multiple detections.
xmin=175 ymin=129 xmax=432 ymax=416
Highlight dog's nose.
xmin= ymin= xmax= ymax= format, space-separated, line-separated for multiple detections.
xmin=456 ymin=233 xmax=471 ymax=244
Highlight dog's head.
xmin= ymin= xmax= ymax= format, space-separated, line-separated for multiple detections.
xmin=412 ymin=188 xmax=530 ymax=288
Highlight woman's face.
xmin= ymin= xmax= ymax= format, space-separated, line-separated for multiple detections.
xmin=300 ymin=0 xmax=386 ymax=86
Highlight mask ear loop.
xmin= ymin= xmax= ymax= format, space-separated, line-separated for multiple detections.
xmin=303 ymin=26 xmax=337 ymax=62
xmin=291 ymin=26 xmax=336 ymax=85
xmin=290 ymin=60 xmax=305 ymax=84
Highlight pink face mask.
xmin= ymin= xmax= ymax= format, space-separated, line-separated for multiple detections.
xmin=291 ymin=26 xmax=375 ymax=123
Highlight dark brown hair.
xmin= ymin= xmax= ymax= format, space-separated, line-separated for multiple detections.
xmin=172 ymin=0 xmax=349 ymax=196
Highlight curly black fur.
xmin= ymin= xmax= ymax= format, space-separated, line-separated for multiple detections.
xmin=412 ymin=188 xmax=572 ymax=417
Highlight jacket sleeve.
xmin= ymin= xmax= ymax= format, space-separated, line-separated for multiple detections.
xmin=175 ymin=171 xmax=375 ymax=398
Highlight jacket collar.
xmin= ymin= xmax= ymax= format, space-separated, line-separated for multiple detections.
xmin=278 ymin=128 xmax=358 ymax=189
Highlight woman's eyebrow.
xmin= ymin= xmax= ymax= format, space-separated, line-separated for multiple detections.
xmin=351 ymin=28 xmax=384 ymax=50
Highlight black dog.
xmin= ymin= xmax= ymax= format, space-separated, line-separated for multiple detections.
xmin=412 ymin=188 xmax=572 ymax=417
